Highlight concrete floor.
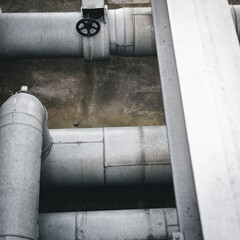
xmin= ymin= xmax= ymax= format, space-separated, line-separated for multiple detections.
xmin=0 ymin=57 xmax=164 ymax=129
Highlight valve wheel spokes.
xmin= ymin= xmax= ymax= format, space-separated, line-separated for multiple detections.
xmin=76 ymin=18 xmax=101 ymax=37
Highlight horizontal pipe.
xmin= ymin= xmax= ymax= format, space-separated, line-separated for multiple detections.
xmin=0 ymin=13 xmax=84 ymax=57
xmin=41 ymin=126 xmax=172 ymax=188
xmin=0 ymin=8 xmax=154 ymax=58
xmin=0 ymin=5 xmax=239 ymax=58
xmin=39 ymin=208 xmax=179 ymax=240
xmin=108 ymin=7 xmax=156 ymax=56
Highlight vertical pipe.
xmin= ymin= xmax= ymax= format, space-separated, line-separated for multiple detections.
xmin=0 ymin=92 xmax=47 ymax=240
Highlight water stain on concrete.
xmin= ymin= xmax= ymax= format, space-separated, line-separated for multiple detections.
xmin=0 ymin=56 xmax=165 ymax=128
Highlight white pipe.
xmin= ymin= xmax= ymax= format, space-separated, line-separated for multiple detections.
xmin=0 ymin=92 xmax=51 ymax=240
xmin=41 ymin=126 xmax=171 ymax=188
xmin=0 ymin=6 xmax=239 ymax=59
xmin=39 ymin=208 xmax=178 ymax=240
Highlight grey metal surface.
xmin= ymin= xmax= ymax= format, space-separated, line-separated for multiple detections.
xmin=166 ymin=0 xmax=240 ymax=239
xmin=82 ymin=1 xmax=110 ymax=61
xmin=82 ymin=15 xmax=110 ymax=61
xmin=40 ymin=213 xmax=76 ymax=240
xmin=0 ymin=8 xmax=156 ymax=58
xmin=41 ymin=142 xmax=104 ymax=188
xmin=41 ymin=128 xmax=104 ymax=188
xmin=39 ymin=209 xmax=178 ymax=240
xmin=165 ymin=209 xmax=180 ymax=240
xmin=104 ymin=126 xmax=171 ymax=185
xmin=0 ymin=13 xmax=83 ymax=57
xmin=133 ymin=8 xmax=156 ymax=55
xmin=82 ymin=0 xmax=104 ymax=9
xmin=0 ymin=6 xmax=239 ymax=59
xmin=109 ymin=8 xmax=134 ymax=55
xmin=105 ymin=164 xmax=172 ymax=185
xmin=151 ymin=0 xmax=202 ymax=239
xmin=41 ymin=126 xmax=172 ymax=188
xmin=0 ymin=93 xmax=46 ymax=240
xmin=172 ymin=232 xmax=184 ymax=240
xmin=108 ymin=7 xmax=156 ymax=56
xmin=105 ymin=126 xmax=169 ymax=166
xmin=49 ymin=128 xmax=103 ymax=143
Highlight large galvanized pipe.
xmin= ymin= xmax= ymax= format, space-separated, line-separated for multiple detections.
xmin=108 ymin=7 xmax=156 ymax=56
xmin=0 ymin=5 xmax=239 ymax=58
xmin=39 ymin=208 xmax=179 ymax=240
xmin=0 ymin=92 xmax=51 ymax=240
xmin=0 ymin=8 xmax=154 ymax=58
xmin=41 ymin=126 xmax=171 ymax=188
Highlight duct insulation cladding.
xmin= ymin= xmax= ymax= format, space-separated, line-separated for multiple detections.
xmin=0 ymin=92 xmax=51 ymax=240
xmin=41 ymin=126 xmax=171 ymax=188
xmin=39 ymin=208 xmax=179 ymax=240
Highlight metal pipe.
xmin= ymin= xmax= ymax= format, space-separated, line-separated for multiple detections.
xmin=0 ymin=92 xmax=51 ymax=240
xmin=108 ymin=7 xmax=156 ymax=56
xmin=0 ymin=6 xmax=239 ymax=59
xmin=39 ymin=208 xmax=179 ymax=240
xmin=41 ymin=126 xmax=172 ymax=188
xmin=0 ymin=13 xmax=84 ymax=57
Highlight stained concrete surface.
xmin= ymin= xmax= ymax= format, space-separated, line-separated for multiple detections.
xmin=0 ymin=57 xmax=164 ymax=128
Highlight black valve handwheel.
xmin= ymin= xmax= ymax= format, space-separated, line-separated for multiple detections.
xmin=76 ymin=18 xmax=101 ymax=37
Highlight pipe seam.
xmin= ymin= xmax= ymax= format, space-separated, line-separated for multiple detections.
xmin=0 ymin=123 xmax=42 ymax=132
xmin=0 ymin=235 xmax=34 ymax=240
xmin=0 ymin=93 xmax=51 ymax=240
xmin=0 ymin=112 xmax=43 ymax=124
